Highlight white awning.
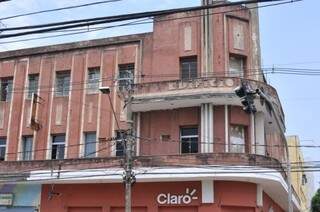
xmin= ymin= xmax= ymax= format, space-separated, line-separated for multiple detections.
xmin=27 ymin=166 xmax=300 ymax=211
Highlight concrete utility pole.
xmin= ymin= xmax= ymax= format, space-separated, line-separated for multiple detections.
xmin=120 ymin=71 xmax=135 ymax=212
xmin=100 ymin=69 xmax=135 ymax=212
xmin=124 ymin=94 xmax=134 ymax=212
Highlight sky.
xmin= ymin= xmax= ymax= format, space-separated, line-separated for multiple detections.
xmin=0 ymin=0 xmax=318 ymax=195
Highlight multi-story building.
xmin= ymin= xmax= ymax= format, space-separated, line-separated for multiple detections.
xmin=0 ymin=1 xmax=301 ymax=212
xmin=287 ymin=135 xmax=314 ymax=211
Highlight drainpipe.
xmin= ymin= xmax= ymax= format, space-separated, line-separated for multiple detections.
xmin=257 ymin=90 xmax=293 ymax=212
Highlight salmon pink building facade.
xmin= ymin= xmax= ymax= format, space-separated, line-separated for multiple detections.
xmin=0 ymin=1 xmax=301 ymax=212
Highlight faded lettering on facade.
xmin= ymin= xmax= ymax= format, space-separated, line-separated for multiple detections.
xmin=168 ymin=78 xmax=235 ymax=91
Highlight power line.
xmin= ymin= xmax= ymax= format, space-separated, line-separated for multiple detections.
xmin=0 ymin=0 xmax=292 ymax=39
xmin=137 ymin=135 xmax=320 ymax=150
xmin=0 ymin=18 xmax=151 ymax=45
xmin=4 ymin=136 xmax=116 ymax=157
xmin=1 ymin=0 xmax=285 ymax=31
xmin=0 ymin=166 xmax=319 ymax=184
xmin=0 ymin=0 xmax=123 ymax=21
xmin=5 ymin=68 xmax=320 ymax=95
xmin=2 ymin=158 xmax=320 ymax=177
xmin=0 ymin=165 xmax=316 ymax=180
xmin=1 ymin=142 xmax=121 ymax=176
xmin=0 ymin=155 xmax=318 ymax=180
xmin=0 ymin=0 xmax=299 ymax=44
xmin=1 ymin=104 xmax=318 ymax=159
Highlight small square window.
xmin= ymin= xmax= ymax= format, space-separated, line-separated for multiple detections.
xmin=180 ymin=127 xmax=198 ymax=154
xmin=84 ymin=132 xmax=97 ymax=158
xmin=51 ymin=134 xmax=65 ymax=160
xmin=180 ymin=57 xmax=197 ymax=80
xmin=230 ymin=125 xmax=246 ymax=153
xmin=27 ymin=74 xmax=39 ymax=99
xmin=0 ymin=78 xmax=13 ymax=102
xmin=22 ymin=136 xmax=33 ymax=161
xmin=0 ymin=138 xmax=6 ymax=161
xmin=87 ymin=67 xmax=100 ymax=94
xmin=229 ymin=56 xmax=245 ymax=78
xmin=55 ymin=71 xmax=70 ymax=96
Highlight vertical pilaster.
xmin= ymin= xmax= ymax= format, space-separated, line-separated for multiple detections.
xmin=201 ymin=0 xmax=214 ymax=76
xmin=257 ymin=184 xmax=263 ymax=207
xmin=201 ymin=103 xmax=214 ymax=153
xmin=202 ymin=180 xmax=214 ymax=203
xmin=246 ymin=3 xmax=262 ymax=81
xmin=225 ymin=105 xmax=229 ymax=153
xmin=255 ymin=112 xmax=265 ymax=155
xmin=251 ymin=113 xmax=256 ymax=154
xmin=135 ymin=112 xmax=141 ymax=156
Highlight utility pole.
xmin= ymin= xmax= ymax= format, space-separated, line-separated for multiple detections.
xmin=100 ymin=68 xmax=135 ymax=212
xmin=124 ymin=95 xmax=134 ymax=212
xmin=120 ymin=70 xmax=135 ymax=212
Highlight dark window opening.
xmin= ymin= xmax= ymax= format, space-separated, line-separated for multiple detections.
xmin=302 ymin=174 xmax=308 ymax=185
xmin=180 ymin=57 xmax=197 ymax=80
xmin=0 ymin=78 xmax=13 ymax=102
xmin=51 ymin=135 xmax=65 ymax=160
xmin=115 ymin=131 xmax=125 ymax=157
xmin=180 ymin=127 xmax=198 ymax=154
xmin=0 ymin=138 xmax=6 ymax=161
